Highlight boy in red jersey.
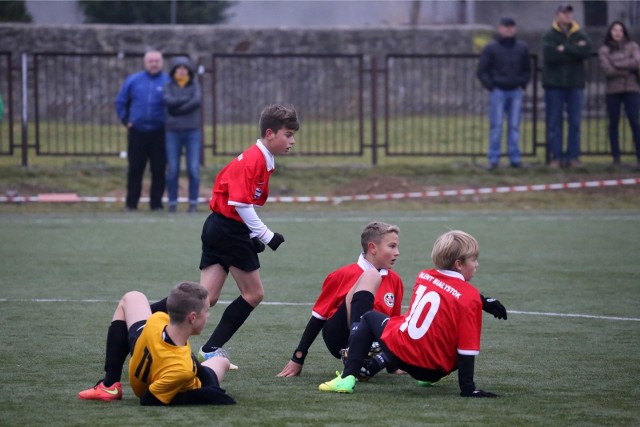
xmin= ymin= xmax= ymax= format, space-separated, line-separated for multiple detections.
xmin=150 ymin=105 xmax=299 ymax=364
xmin=78 ymin=282 xmax=235 ymax=405
xmin=277 ymin=222 xmax=404 ymax=378
xmin=196 ymin=104 xmax=298 ymax=363
xmin=319 ymin=230 xmax=499 ymax=397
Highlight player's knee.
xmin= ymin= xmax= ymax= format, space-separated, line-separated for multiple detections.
xmin=243 ymin=290 xmax=264 ymax=307
xmin=120 ymin=290 xmax=145 ymax=308
xmin=360 ymin=269 xmax=382 ymax=288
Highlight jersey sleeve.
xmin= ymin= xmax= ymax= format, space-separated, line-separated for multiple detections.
xmin=227 ymin=157 xmax=261 ymax=206
xmin=311 ymin=271 xmax=344 ymax=320
xmin=148 ymin=365 xmax=200 ymax=404
xmin=457 ymin=294 xmax=482 ymax=356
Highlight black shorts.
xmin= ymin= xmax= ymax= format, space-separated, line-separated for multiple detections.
xmin=322 ymin=302 xmax=350 ymax=359
xmin=359 ymin=311 xmax=447 ymax=383
xmin=199 ymin=212 xmax=260 ymax=273
xmin=128 ymin=320 xmax=147 ymax=354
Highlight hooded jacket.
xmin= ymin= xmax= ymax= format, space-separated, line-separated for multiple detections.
xmin=163 ymin=57 xmax=202 ymax=131
xmin=542 ymin=20 xmax=592 ymax=89
xmin=598 ymin=40 xmax=640 ymax=94
xmin=477 ymin=35 xmax=531 ymax=91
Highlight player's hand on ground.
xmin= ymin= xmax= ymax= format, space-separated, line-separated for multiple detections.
xmin=268 ymin=232 xmax=285 ymax=251
xmin=481 ymin=295 xmax=507 ymax=320
xmin=251 ymin=236 xmax=266 ymax=253
xmin=276 ymin=360 xmax=302 ymax=377
xmin=460 ymin=389 xmax=498 ymax=398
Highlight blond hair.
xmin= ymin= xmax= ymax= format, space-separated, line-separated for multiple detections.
xmin=431 ymin=230 xmax=479 ymax=270
xmin=360 ymin=221 xmax=400 ymax=253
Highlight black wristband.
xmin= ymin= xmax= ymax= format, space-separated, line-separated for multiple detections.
xmin=291 ymin=349 xmax=307 ymax=365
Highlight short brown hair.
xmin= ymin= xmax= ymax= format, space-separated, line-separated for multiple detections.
xmin=431 ymin=230 xmax=479 ymax=270
xmin=166 ymin=281 xmax=209 ymax=323
xmin=259 ymin=104 xmax=300 ymax=137
xmin=360 ymin=221 xmax=400 ymax=253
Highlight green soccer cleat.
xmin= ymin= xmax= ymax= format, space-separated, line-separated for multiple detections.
xmin=417 ymin=373 xmax=450 ymax=387
xmin=318 ymin=371 xmax=356 ymax=394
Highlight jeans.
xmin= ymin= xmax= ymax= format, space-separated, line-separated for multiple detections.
xmin=488 ymin=88 xmax=523 ymax=165
xmin=545 ymin=88 xmax=584 ymax=163
xmin=606 ymin=91 xmax=640 ymax=162
xmin=165 ymin=129 xmax=202 ymax=206
xmin=126 ymin=128 xmax=166 ymax=210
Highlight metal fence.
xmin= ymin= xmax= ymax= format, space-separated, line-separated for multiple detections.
xmin=2 ymin=51 xmax=636 ymax=165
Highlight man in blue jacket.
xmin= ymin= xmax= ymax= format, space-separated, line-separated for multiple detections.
xmin=477 ymin=17 xmax=531 ymax=170
xmin=116 ymin=50 xmax=170 ymax=211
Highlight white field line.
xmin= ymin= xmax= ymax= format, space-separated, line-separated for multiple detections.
xmin=1 ymin=298 xmax=638 ymax=322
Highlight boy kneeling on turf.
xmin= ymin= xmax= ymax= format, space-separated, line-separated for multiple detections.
xmin=319 ymin=230 xmax=498 ymax=397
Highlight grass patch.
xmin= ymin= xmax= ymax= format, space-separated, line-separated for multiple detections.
xmin=0 ymin=212 xmax=639 ymax=426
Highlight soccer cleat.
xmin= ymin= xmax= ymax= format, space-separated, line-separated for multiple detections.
xmin=198 ymin=347 xmax=239 ymax=370
xmin=78 ymin=380 xmax=122 ymax=401
xmin=417 ymin=373 xmax=450 ymax=387
xmin=318 ymin=371 xmax=356 ymax=393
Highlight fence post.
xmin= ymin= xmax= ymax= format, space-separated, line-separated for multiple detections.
xmin=370 ymin=56 xmax=378 ymax=166
xmin=20 ymin=52 xmax=28 ymax=167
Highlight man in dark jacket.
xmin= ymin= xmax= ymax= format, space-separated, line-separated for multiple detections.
xmin=164 ymin=57 xmax=202 ymax=213
xmin=115 ymin=50 xmax=170 ymax=211
xmin=542 ymin=3 xmax=591 ymax=168
xmin=477 ymin=16 xmax=531 ymax=170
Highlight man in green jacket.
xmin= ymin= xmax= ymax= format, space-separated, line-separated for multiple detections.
xmin=542 ymin=3 xmax=591 ymax=168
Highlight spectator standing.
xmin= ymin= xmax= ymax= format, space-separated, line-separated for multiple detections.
xmin=164 ymin=57 xmax=203 ymax=213
xmin=477 ymin=16 xmax=531 ymax=170
xmin=115 ymin=50 xmax=170 ymax=211
xmin=542 ymin=3 xmax=591 ymax=168
xmin=598 ymin=20 xmax=640 ymax=169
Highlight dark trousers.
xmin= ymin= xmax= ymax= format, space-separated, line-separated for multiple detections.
xmin=126 ymin=128 xmax=166 ymax=210
xmin=606 ymin=91 xmax=640 ymax=162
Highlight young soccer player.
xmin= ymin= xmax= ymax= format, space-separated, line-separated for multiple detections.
xmin=319 ymin=230 xmax=499 ymax=397
xmin=151 ymin=105 xmax=299 ymax=364
xmin=277 ymin=221 xmax=404 ymax=378
xmin=78 ymin=282 xmax=235 ymax=405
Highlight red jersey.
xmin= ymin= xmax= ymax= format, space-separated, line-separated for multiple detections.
xmin=209 ymin=141 xmax=273 ymax=222
xmin=311 ymin=254 xmax=404 ymax=321
xmin=381 ymin=269 xmax=482 ymax=373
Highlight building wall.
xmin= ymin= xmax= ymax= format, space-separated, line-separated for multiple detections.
xmin=23 ymin=1 xmax=638 ymax=29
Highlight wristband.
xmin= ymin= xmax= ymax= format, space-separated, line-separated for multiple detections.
xmin=291 ymin=349 xmax=307 ymax=365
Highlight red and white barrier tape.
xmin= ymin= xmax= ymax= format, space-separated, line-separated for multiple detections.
xmin=1 ymin=178 xmax=638 ymax=204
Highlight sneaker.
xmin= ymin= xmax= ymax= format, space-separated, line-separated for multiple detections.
xmin=168 ymin=205 xmax=177 ymax=213
xmin=187 ymin=204 xmax=197 ymax=213
xmin=198 ymin=347 xmax=239 ymax=370
xmin=548 ymin=160 xmax=560 ymax=169
xmin=318 ymin=371 xmax=356 ymax=393
xmin=78 ymin=380 xmax=122 ymax=401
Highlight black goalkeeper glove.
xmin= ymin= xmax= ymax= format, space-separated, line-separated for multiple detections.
xmin=460 ymin=389 xmax=498 ymax=398
xmin=251 ymin=237 xmax=265 ymax=253
xmin=481 ymin=295 xmax=507 ymax=320
xmin=267 ymin=233 xmax=285 ymax=251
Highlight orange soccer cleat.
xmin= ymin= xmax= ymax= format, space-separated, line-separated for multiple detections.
xmin=78 ymin=380 xmax=123 ymax=402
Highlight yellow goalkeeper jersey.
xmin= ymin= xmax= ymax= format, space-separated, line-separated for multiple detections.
xmin=129 ymin=312 xmax=201 ymax=404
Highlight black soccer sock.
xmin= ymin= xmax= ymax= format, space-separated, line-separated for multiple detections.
xmin=202 ymin=296 xmax=254 ymax=352
xmin=350 ymin=290 xmax=375 ymax=327
xmin=342 ymin=320 xmax=375 ymax=378
xmin=149 ymin=297 xmax=168 ymax=314
xmin=103 ymin=320 xmax=129 ymax=387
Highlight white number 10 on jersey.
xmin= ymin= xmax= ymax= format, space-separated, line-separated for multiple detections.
xmin=399 ymin=285 xmax=440 ymax=340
